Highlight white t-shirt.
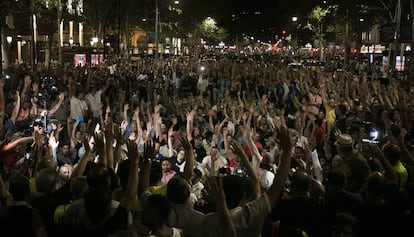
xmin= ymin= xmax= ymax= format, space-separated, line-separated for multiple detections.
xmin=85 ymin=90 xmax=103 ymax=118
xmin=70 ymin=96 xmax=88 ymax=120
xmin=201 ymin=155 xmax=228 ymax=175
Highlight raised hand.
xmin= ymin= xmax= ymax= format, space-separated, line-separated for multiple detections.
xmin=186 ymin=109 xmax=196 ymax=122
xmin=143 ymin=140 xmax=156 ymax=161
xmin=205 ymin=176 xmax=226 ymax=205
xmin=179 ymin=136 xmax=192 ymax=151
xmin=113 ymin=123 xmax=124 ymax=145
xmin=84 ymin=134 xmax=91 ymax=154
xmin=124 ymin=103 xmax=130 ymax=112
xmin=133 ymin=107 xmax=140 ymax=120
xmin=106 ymin=105 xmax=111 ymax=115
xmin=48 ymin=133 xmax=59 ymax=150
xmin=126 ymin=140 xmax=139 ymax=160
xmin=105 ymin=120 xmax=114 ymax=141
xmin=56 ymin=123 xmax=64 ymax=133
xmin=94 ymin=131 xmax=105 ymax=152
xmin=58 ymin=92 xmax=65 ymax=102
xmin=229 ymin=139 xmax=246 ymax=157
xmin=171 ymin=115 xmax=178 ymax=126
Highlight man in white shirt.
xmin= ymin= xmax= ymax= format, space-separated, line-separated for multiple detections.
xmin=201 ymin=146 xmax=228 ymax=176
xmin=70 ymin=91 xmax=88 ymax=132
xmin=85 ymin=83 xmax=108 ymax=126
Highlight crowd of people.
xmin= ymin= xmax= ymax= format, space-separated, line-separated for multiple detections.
xmin=1 ymin=54 xmax=414 ymax=237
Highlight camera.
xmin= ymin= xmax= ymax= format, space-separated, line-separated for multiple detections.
xmin=25 ymin=143 xmax=33 ymax=162
xmin=32 ymin=117 xmax=58 ymax=134
xmin=236 ymin=167 xmax=245 ymax=174
xmin=28 ymin=76 xmax=59 ymax=104
xmin=218 ymin=167 xmax=230 ymax=177
xmin=362 ymin=123 xmax=381 ymax=144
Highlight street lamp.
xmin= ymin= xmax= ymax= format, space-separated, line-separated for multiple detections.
xmin=6 ymin=36 xmax=12 ymax=44
xmin=69 ymin=37 xmax=74 ymax=46
xmin=291 ymin=16 xmax=299 ymax=48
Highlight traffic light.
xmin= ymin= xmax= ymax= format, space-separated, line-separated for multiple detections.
xmin=282 ymin=30 xmax=287 ymax=39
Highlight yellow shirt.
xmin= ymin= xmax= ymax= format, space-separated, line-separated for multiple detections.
xmin=325 ymin=104 xmax=336 ymax=125
xmin=393 ymin=162 xmax=408 ymax=189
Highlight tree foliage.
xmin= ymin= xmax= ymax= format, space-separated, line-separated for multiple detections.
xmin=196 ymin=18 xmax=228 ymax=45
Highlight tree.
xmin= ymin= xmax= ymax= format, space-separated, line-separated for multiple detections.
xmin=32 ymin=0 xmax=62 ymax=66
xmin=195 ymin=17 xmax=228 ymax=46
xmin=83 ymin=0 xmax=118 ymax=45
xmin=305 ymin=6 xmax=331 ymax=61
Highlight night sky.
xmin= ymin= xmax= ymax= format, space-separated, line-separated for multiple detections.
xmin=185 ymin=0 xmax=321 ymax=42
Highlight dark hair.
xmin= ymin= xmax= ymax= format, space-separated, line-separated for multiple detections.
xmin=290 ymin=171 xmax=311 ymax=195
xmin=86 ymin=163 xmax=117 ymax=190
xmin=9 ymin=176 xmax=30 ymax=201
xmin=327 ymin=169 xmax=346 ymax=190
xmin=193 ymin=168 xmax=202 ymax=178
xmin=383 ymin=143 xmax=401 ymax=164
xmin=222 ymin=175 xmax=246 ymax=209
xmin=84 ymin=188 xmax=112 ymax=225
xmin=366 ymin=173 xmax=388 ymax=197
xmin=205 ymin=131 xmax=213 ymax=140
xmin=142 ymin=194 xmax=171 ymax=229
xmin=167 ymin=175 xmax=190 ymax=204
xmin=70 ymin=176 xmax=88 ymax=200
xmin=331 ymin=212 xmax=359 ymax=236
xmin=36 ymin=168 xmax=58 ymax=193
xmin=150 ymin=161 xmax=163 ymax=185
xmin=117 ymin=159 xmax=131 ymax=189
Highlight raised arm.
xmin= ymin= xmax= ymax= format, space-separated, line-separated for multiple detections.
xmin=180 ymin=136 xmax=194 ymax=181
xmin=367 ymin=144 xmax=398 ymax=186
xmin=134 ymin=107 xmax=144 ymax=138
xmin=10 ymin=91 xmax=21 ymax=123
xmin=186 ymin=109 xmax=196 ymax=141
xmin=267 ymin=126 xmax=292 ymax=206
xmin=120 ymin=140 xmax=140 ymax=210
xmin=1 ymin=136 xmax=33 ymax=153
xmin=113 ymin=123 xmax=125 ymax=167
xmin=71 ymin=136 xmax=91 ymax=179
xmin=49 ymin=93 xmax=65 ymax=115
xmin=230 ymin=138 xmax=261 ymax=199
xmin=94 ymin=130 xmax=107 ymax=167
xmin=105 ymin=120 xmax=115 ymax=170
xmin=123 ymin=104 xmax=130 ymax=123
xmin=243 ymin=127 xmax=263 ymax=163
xmin=138 ymin=141 xmax=156 ymax=196
xmin=206 ymin=176 xmax=237 ymax=237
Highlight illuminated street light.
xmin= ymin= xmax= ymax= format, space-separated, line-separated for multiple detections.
xmin=6 ymin=36 xmax=12 ymax=44
xmin=92 ymin=37 xmax=98 ymax=44
xmin=69 ymin=37 xmax=74 ymax=46
xmin=292 ymin=16 xmax=298 ymax=22
xmin=174 ymin=0 xmax=179 ymax=4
